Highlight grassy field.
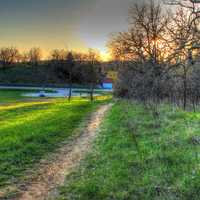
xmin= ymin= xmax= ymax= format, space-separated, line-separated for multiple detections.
xmin=0 ymin=89 xmax=55 ymax=104
xmin=58 ymin=100 xmax=200 ymax=200
xmin=0 ymin=93 xmax=110 ymax=190
xmin=0 ymin=89 xmax=33 ymax=103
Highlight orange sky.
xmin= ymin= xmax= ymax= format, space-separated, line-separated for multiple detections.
xmin=0 ymin=0 xmax=133 ymax=59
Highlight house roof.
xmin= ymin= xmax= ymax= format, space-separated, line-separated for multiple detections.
xmin=103 ymin=78 xmax=113 ymax=83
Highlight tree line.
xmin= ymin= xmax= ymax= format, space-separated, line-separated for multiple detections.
xmin=0 ymin=47 xmax=101 ymax=68
xmin=0 ymin=47 xmax=42 ymax=69
xmin=0 ymin=48 xmax=103 ymax=101
xmin=108 ymin=0 xmax=200 ymax=110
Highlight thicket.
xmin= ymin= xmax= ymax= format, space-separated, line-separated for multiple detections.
xmin=109 ymin=0 xmax=200 ymax=110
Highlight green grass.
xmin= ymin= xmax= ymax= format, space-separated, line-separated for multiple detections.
xmin=73 ymin=89 xmax=110 ymax=94
xmin=0 ymin=96 xmax=110 ymax=189
xmin=58 ymin=100 xmax=200 ymax=200
xmin=73 ymin=90 xmax=112 ymax=98
xmin=0 ymin=89 xmax=55 ymax=104
xmin=0 ymin=89 xmax=111 ymax=104
xmin=0 ymin=89 xmax=31 ymax=103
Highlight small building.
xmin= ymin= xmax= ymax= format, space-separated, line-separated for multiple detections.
xmin=102 ymin=78 xmax=113 ymax=90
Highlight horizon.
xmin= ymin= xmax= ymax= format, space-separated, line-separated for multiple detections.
xmin=0 ymin=0 xmax=136 ymax=60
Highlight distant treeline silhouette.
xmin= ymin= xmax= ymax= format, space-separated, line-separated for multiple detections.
xmin=0 ymin=48 xmax=108 ymax=92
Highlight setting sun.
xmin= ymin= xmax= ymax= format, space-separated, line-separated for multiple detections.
xmin=100 ymin=51 xmax=111 ymax=62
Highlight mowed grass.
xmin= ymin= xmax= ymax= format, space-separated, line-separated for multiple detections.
xmin=0 ymin=96 xmax=109 ymax=188
xmin=58 ymin=100 xmax=200 ymax=200
xmin=0 ymin=89 xmax=54 ymax=103
xmin=0 ymin=89 xmax=30 ymax=103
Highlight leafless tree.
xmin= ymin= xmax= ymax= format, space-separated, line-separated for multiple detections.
xmin=50 ymin=49 xmax=67 ymax=62
xmin=28 ymin=47 xmax=42 ymax=66
xmin=20 ymin=51 xmax=30 ymax=63
xmin=85 ymin=49 xmax=101 ymax=101
xmin=164 ymin=0 xmax=200 ymax=38
xmin=109 ymin=1 xmax=171 ymax=103
xmin=66 ymin=52 xmax=74 ymax=102
xmin=109 ymin=0 xmax=200 ymax=109
xmin=109 ymin=0 xmax=170 ymax=64
xmin=167 ymin=9 xmax=195 ymax=109
xmin=0 ymin=47 xmax=20 ymax=69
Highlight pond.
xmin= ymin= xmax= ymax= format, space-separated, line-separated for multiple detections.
xmin=23 ymin=88 xmax=111 ymax=98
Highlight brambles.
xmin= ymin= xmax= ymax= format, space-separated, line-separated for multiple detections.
xmin=109 ymin=0 xmax=200 ymax=110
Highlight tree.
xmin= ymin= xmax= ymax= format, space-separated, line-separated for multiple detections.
xmin=108 ymin=0 xmax=171 ymax=103
xmin=164 ymin=0 xmax=200 ymax=40
xmin=168 ymin=9 xmax=193 ymax=109
xmin=20 ymin=51 xmax=30 ymax=63
xmin=84 ymin=49 xmax=101 ymax=101
xmin=66 ymin=52 xmax=74 ymax=102
xmin=0 ymin=47 xmax=20 ymax=69
xmin=163 ymin=3 xmax=200 ymax=109
xmin=109 ymin=0 xmax=170 ymax=64
xmin=50 ymin=49 xmax=67 ymax=62
xmin=28 ymin=47 xmax=42 ymax=66
xmin=108 ymin=0 xmax=200 ymax=110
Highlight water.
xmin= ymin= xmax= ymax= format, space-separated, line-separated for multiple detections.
xmin=22 ymin=88 xmax=108 ymax=98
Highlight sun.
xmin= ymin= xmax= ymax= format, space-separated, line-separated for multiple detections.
xmin=100 ymin=51 xmax=111 ymax=62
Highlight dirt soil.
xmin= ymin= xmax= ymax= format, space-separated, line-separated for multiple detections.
xmin=5 ymin=103 xmax=112 ymax=200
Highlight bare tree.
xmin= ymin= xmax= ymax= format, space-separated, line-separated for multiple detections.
xmin=28 ymin=47 xmax=42 ymax=66
xmin=168 ymin=9 xmax=195 ymax=109
xmin=109 ymin=0 xmax=200 ymax=109
xmin=109 ymin=0 xmax=170 ymax=64
xmin=20 ymin=51 xmax=30 ymax=63
xmin=50 ymin=49 xmax=67 ymax=62
xmin=164 ymin=0 xmax=200 ymax=38
xmin=86 ymin=49 xmax=101 ymax=102
xmin=66 ymin=52 xmax=74 ymax=102
xmin=0 ymin=47 xmax=20 ymax=69
xmin=108 ymin=1 xmax=171 ymax=103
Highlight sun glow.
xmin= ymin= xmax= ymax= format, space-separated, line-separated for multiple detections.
xmin=100 ymin=51 xmax=111 ymax=62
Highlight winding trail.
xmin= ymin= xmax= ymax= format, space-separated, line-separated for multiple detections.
xmin=13 ymin=103 xmax=112 ymax=200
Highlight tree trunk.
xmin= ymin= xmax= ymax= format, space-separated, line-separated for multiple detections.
xmin=68 ymin=68 xmax=72 ymax=102
xmin=183 ymin=68 xmax=187 ymax=110
xmin=90 ymin=83 xmax=94 ymax=102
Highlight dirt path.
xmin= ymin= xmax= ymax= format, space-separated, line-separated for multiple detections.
xmin=12 ymin=103 xmax=112 ymax=200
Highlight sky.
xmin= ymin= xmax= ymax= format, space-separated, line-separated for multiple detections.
xmin=0 ymin=0 xmax=137 ymax=57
